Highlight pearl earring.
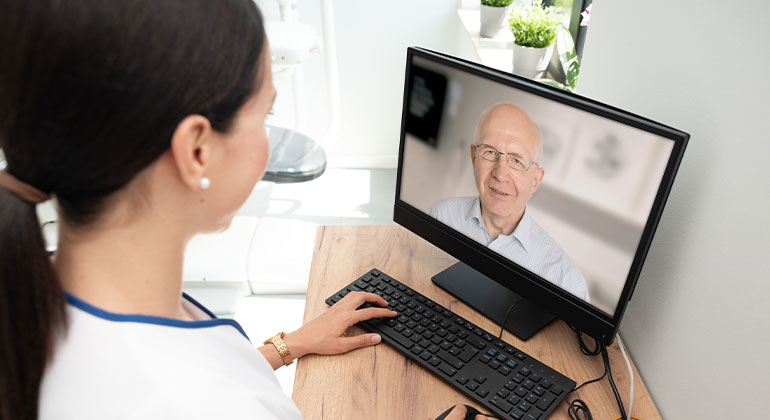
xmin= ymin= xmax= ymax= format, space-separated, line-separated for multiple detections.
xmin=200 ymin=177 xmax=211 ymax=190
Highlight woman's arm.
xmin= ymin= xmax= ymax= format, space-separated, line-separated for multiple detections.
xmin=259 ymin=291 xmax=397 ymax=370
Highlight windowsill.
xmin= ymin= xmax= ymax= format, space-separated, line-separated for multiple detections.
xmin=457 ymin=9 xmax=515 ymax=73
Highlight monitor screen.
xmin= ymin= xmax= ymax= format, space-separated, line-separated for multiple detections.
xmin=394 ymin=48 xmax=688 ymax=344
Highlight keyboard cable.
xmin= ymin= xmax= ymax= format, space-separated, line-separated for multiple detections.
xmin=497 ymin=297 xmax=525 ymax=339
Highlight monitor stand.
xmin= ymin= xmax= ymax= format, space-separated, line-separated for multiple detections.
xmin=431 ymin=262 xmax=554 ymax=341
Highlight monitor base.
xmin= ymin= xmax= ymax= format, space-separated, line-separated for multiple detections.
xmin=431 ymin=262 xmax=554 ymax=341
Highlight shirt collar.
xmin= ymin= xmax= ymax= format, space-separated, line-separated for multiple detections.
xmin=467 ymin=197 xmax=532 ymax=252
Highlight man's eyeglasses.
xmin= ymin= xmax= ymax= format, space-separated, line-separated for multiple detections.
xmin=474 ymin=144 xmax=538 ymax=172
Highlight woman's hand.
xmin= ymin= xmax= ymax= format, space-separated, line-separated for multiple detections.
xmin=283 ymin=291 xmax=398 ymax=359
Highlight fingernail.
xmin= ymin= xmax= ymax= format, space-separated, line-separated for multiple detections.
xmin=372 ymin=334 xmax=381 ymax=344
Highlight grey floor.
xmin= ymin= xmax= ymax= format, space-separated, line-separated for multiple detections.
xmin=216 ymin=168 xmax=396 ymax=395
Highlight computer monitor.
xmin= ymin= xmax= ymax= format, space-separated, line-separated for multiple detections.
xmin=394 ymin=47 xmax=689 ymax=346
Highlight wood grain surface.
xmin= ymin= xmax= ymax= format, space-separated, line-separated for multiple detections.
xmin=292 ymin=225 xmax=660 ymax=420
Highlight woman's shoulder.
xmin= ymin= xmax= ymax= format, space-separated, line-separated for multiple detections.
xmin=39 ymin=304 xmax=302 ymax=419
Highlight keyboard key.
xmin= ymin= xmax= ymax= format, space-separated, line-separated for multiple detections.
xmin=536 ymin=394 xmax=556 ymax=411
xmin=466 ymin=382 xmax=478 ymax=391
xmin=507 ymin=396 xmax=521 ymax=406
xmin=490 ymin=396 xmax=512 ymax=413
xmin=440 ymin=320 xmax=451 ymax=329
xmin=515 ymin=352 xmax=526 ymax=360
xmin=437 ymin=350 xmax=464 ymax=370
xmin=504 ymin=381 xmax=516 ymax=391
xmin=454 ymin=339 xmax=466 ymax=348
xmin=458 ymin=331 xmax=469 ymax=339
xmin=483 ymin=334 xmax=494 ymax=342
xmin=518 ymin=401 xmax=532 ymax=412
xmin=402 ymin=329 xmax=413 ymax=338
xmin=410 ymin=346 xmax=423 ymax=355
xmin=520 ymin=367 xmax=531 ymax=376
xmin=550 ymin=386 xmax=563 ymax=396
xmin=448 ymin=346 xmax=461 ymax=356
xmin=419 ymin=351 xmax=431 ymax=361
xmin=379 ymin=328 xmax=413 ymax=350
xmin=526 ymin=393 xmax=539 ymax=404
xmin=515 ymin=386 xmax=528 ymax=397
xmin=488 ymin=361 xmax=501 ymax=370
xmin=496 ymin=354 xmax=507 ymax=363
xmin=457 ymin=347 xmax=478 ymax=363
xmin=469 ymin=339 xmax=486 ymax=350
xmin=487 ymin=349 xmax=498 ymax=358
xmin=475 ymin=388 xmax=489 ymax=398
xmin=523 ymin=380 xmax=535 ymax=390
xmin=540 ymin=379 xmax=552 ymax=389
xmin=498 ymin=366 xmax=511 ymax=376
xmin=418 ymin=339 xmax=431 ymax=348
xmin=530 ymin=373 xmax=542 ymax=383
xmin=526 ymin=411 xmax=541 ymax=420
xmin=409 ymin=334 xmax=421 ymax=343
xmin=506 ymin=360 xmax=517 ymax=369
xmin=496 ymin=341 xmax=506 ymax=349
xmin=428 ymin=345 xmax=440 ymax=354
xmin=512 ymin=373 xmax=525 ymax=383
xmin=505 ymin=346 xmax=515 ymax=354
xmin=478 ymin=355 xmax=491 ymax=364
xmin=438 ymin=362 xmax=456 ymax=377
xmin=533 ymin=386 xmax=546 ymax=396
xmin=474 ymin=376 xmax=487 ymax=384
xmin=429 ymin=356 xmax=441 ymax=367
xmin=497 ymin=389 xmax=510 ymax=398
xmin=510 ymin=408 xmax=525 ymax=420
xmin=456 ymin=375 xmax=469 ymax=385
xmin=431 ymin=336 xmax=442 ymax=345
xmin=371 ymin=269 xmax=380 ymax=277
xmin=442 ymin=310 xmax=452 ymax=318
xmin=440 ymin=340 xmax=452 ymax=350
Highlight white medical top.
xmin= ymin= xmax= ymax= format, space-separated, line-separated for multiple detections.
xmin=39 ymin=292 xmax=303 ymax=420
xmin=429 ymin=197 xmax=589 ymax=302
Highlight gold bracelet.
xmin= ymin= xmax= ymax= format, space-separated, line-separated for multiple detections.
xmin=264 ymin=332 xmax=293 ymax=366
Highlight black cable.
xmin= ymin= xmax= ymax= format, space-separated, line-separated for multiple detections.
xmin=602 ymin=344 xmax=628 ymax=420
xmin=497 ymin=297 xmax=525 ymax=339
xmin=566 ymin=323 xmax=601 ymax=356
xmin=567 ymin=398 xmax=593 ymax=420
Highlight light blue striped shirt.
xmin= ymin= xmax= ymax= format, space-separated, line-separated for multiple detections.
xmin=429 ymin=197 xmax=589 ymax=302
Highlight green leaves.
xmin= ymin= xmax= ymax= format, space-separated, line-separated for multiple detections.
xmin=509 ymin=0 xmax=563 ymax=48
xmin=481 ymin=0 xmax=514 ymax=7
xmin=539 ymin=25 xmax=580 ymax=92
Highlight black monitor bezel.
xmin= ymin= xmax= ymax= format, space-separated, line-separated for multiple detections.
xmin=394 ymin=47 xmax=689 ymax=345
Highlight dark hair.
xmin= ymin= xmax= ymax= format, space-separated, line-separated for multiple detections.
xmin=0 ymin=1 xmax=266 ymax=418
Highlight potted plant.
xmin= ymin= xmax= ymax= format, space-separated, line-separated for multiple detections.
xmin=479 ymin=0 xmax=514 ymax=38
xmin=509 ymin=0 xmax=563 ymax=79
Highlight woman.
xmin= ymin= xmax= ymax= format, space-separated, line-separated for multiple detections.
xmin=0 ymin=1 xmax=481 ymax=419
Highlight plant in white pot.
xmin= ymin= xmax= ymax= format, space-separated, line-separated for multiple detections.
xmin=509 ymin=0 xmax=563 ymax=80
xmin=479 ymin=0 xmax=514 ymax=38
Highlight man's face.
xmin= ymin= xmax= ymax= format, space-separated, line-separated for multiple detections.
xmin=472 ymin=106 xmax=544 ymax=227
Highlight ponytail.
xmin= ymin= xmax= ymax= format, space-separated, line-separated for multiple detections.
xmin=0 ymin=187 xmax=65 ymax=420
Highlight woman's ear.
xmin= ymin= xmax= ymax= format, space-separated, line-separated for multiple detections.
xmin=169 ymin=114 xmax=213 ymax=191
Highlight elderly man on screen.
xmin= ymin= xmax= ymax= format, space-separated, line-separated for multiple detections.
xmin=429 ymin=103 xmax=589 ymax=302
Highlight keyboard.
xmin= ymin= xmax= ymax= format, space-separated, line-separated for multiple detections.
xmin=325 ymin=268 xmax=576 ymax=420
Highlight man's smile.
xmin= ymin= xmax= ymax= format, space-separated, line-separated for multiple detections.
xmin=489 ymin=186 xmax=511 ymax=197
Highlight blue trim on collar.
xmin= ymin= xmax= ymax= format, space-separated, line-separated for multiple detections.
xmin=65 ymin=292 xmax=250 ymax=341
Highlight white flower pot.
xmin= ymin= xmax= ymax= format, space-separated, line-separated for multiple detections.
xmin=512 ymin=43 xmax=554 ymax=80
xmin=479 ymin=5 xmax=510 ymax=38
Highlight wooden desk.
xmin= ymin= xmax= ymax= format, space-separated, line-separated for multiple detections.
xmin=293 ymin=225 xmax=660 ymax=420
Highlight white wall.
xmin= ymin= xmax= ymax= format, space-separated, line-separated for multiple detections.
xmin=577 ymin=0 xmax=770 ymax=418
xmin=263 ymin=0 xmax=472 ymax=168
